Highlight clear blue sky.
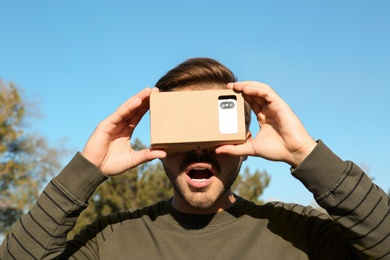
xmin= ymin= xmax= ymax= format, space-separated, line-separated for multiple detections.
xmin=1 ymin=1 xmax=389 ymax=206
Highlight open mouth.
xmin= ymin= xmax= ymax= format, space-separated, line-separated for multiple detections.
xmin=185 ymin=164 xmax=215 ymax=189
xmin=188 ymin=168 xmax=214 ymax=182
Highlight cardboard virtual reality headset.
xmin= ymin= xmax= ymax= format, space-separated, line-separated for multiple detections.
xmin=150 ymin=89 xmax=246 ymax=153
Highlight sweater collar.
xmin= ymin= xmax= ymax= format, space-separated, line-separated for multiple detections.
xmin=160 ymin=195 xmax=253 ymax=230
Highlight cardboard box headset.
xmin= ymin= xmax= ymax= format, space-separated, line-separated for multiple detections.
xmin=150 ymin=89 xmax=246 ymax=153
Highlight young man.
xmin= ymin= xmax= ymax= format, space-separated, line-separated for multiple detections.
xmin=1 ymin=58 xmax=389 ymax=259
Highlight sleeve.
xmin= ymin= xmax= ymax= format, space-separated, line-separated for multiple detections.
xmin=0 ymin=152 xmax=107 ymax=260
xmin=292 ymin=140 xmax=390 ymax=259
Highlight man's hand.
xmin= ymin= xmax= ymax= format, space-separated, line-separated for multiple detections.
xmin=216 ymin=81 xmax=316 ymax=168
xmin=82 ymin=87 xmax=166 ymax=176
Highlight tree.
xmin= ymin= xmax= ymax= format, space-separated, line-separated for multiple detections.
xmin=68 ymin=138 xmax=173 ymax=238
xmin=0 ymin=80 xmax=66 ymax=235
xmin=69 ymin=139 xmax=270 ymax=238
xmin=232 ymin=166 xmax=270 ymax=205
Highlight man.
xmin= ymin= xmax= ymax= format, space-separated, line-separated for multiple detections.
xmin=1 ymin=58 xmax=389 ymax=259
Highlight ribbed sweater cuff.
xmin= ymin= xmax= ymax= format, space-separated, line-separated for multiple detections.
xmin=53 ymin=152 xmax=108 ymax=204
xmin=291 ymin=140 xmax=349 ymax=199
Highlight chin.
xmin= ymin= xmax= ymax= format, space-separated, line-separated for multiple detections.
xmin=185 ymin=193 xmax=218 ymax=209
xmin=182 ymin=185 xmax=229 ymax=210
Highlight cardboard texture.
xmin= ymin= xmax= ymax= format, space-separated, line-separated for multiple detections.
xmin=150 ymin=89 xmax=246 ymax=153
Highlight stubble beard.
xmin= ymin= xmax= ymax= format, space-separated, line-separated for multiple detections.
xmin=181 ymin=185 xmax=222 ymax=209
xmin=162 ymin=152 xmax=244 ymax=210
xmin=168 ymin=168 xmax=239 ymax=210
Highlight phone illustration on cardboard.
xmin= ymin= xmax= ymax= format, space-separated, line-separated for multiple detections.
xmin=218 ymin=95 xmax=238 ymax=134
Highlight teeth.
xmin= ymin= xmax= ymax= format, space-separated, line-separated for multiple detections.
xmin=192 ymin=178 xmax=207 ymax=182
xmin=189 ymin=167 xmax=211 ymax=182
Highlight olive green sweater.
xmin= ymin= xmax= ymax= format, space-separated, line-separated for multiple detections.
xmin=1 ymin=141 xmax=389 ymax=259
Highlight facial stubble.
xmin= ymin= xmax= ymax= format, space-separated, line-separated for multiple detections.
xmin=163 ymin=162 xmax=241 ymax=210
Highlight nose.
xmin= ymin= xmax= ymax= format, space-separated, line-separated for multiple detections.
xmin=194 ymin=147 xmax=204 ymax=156
xmin=192 ymin=147 xmax=213 ymax=159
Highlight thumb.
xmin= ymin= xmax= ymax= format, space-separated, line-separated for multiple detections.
xmin=215 ymin=143 xmax=252 ymax=156
xmin=130 ymin=149 xmax=167 ymax=168
xmin=215 ymin=132 xmax=254 ymax=156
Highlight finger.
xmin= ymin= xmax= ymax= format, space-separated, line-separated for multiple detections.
xmin=241 ymin=93 xmax=263 ymax=115
xmin=231 ymin=82 xmax=275 ymax=101
xmin=126 ymin=98 xmax=150 ymax=130
xmin=117 ymin=87 xmax=152 ymax=110
xmin=241 ymin=83 xmax=276 ymax=103
xmin=113 ymin=87 xmax=152 ymax=121
xmin=226 ymin=82 xmax=235 ymax=89
xmin=129 ymin=149 xmax=167 ymax=168
xmin=215 ymin=143 xmax=253 ymax=156
xmin=95 ymin=98 xmax=142 ymax=136
xmin=107 ymin=88 xmax=152 ymax=127
xmin=229 ymin=82 xmax=271 ymax=111
xmin=151 ymin=87 xmax=160 ymax=93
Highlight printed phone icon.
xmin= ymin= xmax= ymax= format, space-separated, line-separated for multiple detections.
xmin=218 ymin=96 xmax=238 ymax=134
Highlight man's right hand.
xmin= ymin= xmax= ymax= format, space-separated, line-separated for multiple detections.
xmin=81 ymin=87 xmax=166 ymax=176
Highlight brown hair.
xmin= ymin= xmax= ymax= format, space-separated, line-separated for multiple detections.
xmin=155 ymin=58 xmax=237 ymax=91
xmin=155 ymin=57 xmax=251 ymax=131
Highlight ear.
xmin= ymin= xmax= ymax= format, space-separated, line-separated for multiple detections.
xmin=242 ymin=131 xmax=252 ymax=162
xmin=246 ymin=131 xmax=252 ymax=141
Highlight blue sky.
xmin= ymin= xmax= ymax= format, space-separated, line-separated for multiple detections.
xmin=1 ymin=1 xmax=389 ymax=206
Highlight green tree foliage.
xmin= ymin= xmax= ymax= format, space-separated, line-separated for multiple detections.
xmin=69 ymin=140 xmax=270 ymax=238
xmin=0 ymin=80 xmax=65 ymax=234
xmin=232 ymin=166 xmax=270 ymax=205
xmin=68 ymin=138 xmax=173 ymax=238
